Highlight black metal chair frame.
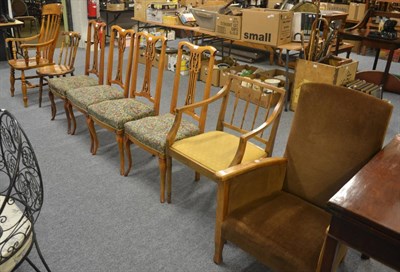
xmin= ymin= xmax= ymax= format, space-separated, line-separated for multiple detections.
xmin=0 ymin=109 xmax=51 ymax=272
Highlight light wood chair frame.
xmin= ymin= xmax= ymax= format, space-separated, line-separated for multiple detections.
xmin=6 ymin=3 xmax=63 ymax=107
xmin=87 ymin=32 xmax=167 ymax=175
xmin=124 ymin=41 xmax=217 ymax=203
xmin=165 ymin=74 xmax=286 ymax=203
xmin=66 ymin=25 xmax=135 ymax=147
xmin=36 ymin=31 xmax=81 ymax=107
xmin=48 ymin=20 xmax=106 ymax=133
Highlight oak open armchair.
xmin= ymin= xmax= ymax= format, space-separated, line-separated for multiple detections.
xmin=0 ymin=109 xmax=51 ymax=272
xmin=212 ymin=83 xmax=392 ymax=271
xmin=6 ymin=3 xmax=63 ymax=107
xmin=166 ymin=74 xmax=286 ymax=203
xmin=124 ymin=41 xmax=217 ymax=203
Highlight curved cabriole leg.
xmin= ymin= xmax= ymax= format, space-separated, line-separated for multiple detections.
xmin=48 ymin=91 xmax=56 ymax=120
xmin=214 ymin=236 xmax=224 ymax=264
xmin=166 ymin=155 xmax=172 ymax=204
xmin=21 ymin=71 xmax=28 ymax=107
xmin=86 ymin=115 xmax=96 ymax=154
xmin=158 ymin=157 xmax=166 ymax=203
xmin=67 ymin=102 xmax=77 ymax=135
xmin=116 ymin=132 xmax=124 ymax=176
xmin=124 ymin=137 xmax=132 ymax=177
xmin=64 ymin=100 xmax=72 ymax=133
xmin=10 ymin=67 xmax=15 ymax=97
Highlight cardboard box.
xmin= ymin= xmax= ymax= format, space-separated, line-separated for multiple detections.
xmin=291 ymin=57 xmax=358 ymax=111
xmin=219 ymin=64 xmax=259 ymax=87
xmin=261 ymin=68 xmax=295 ymax=92
xmin=348 ymin=3 xmax=367 ymax=22
xmin=241 ymin=9 xmax=293 ymax=46
xmin=107 ymin=3 xmax=125 ymax=11
xmin=326 ymin=3 xmax=349 ymax=13
xmin=215 ymin=14 xmax=242 ymax=40
xmin=134 ymin=0 xmax=147 ymax=20
xmin=267 ymin=0 xmax=283 ymax=9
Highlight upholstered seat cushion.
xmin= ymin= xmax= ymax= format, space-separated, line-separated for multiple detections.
xmin=222 ymin=191 xmax=331 ymax=272
xmin=88 ymin=99 xmax=156 ymax=130
xmin=48 ymin=75 xmax=99 ymax=97
xmin=170 ymin=131 xmax=267 ymax=172
xmin=124 ymin=113 xmax=200 ymax=154
xmin=67 ymin=85 xmax=125 ymax=111
xmin=0 ymin=195 xmax=33 ymax=272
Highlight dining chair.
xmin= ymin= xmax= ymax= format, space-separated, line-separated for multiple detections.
xmin=124 ymin=41 xmax=217 ymax=203
xmin=66 ymin=25 xmax=135 ymax=150
xmin=6 ymin=3 xmax=63 ymax=107
xmin=87 ymin=32 xmax=167 ymax=175
xmin=36 ymin=31 xmax=81 ymax=107
xmin=47 ymin=20 xmax=106 ymax=134
xmin=0 ymin=109 xmax=51 ymax=272
xmin=165 ymin=74 xmax=286 ymax=203
xmin=212 ymin=83 xmax=393 ymax=271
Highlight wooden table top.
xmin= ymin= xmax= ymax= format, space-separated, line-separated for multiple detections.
xmin=0 ymin=20 xmax=23 ymax=29
xmin=328 ymin=135 xmax=400 ymax=239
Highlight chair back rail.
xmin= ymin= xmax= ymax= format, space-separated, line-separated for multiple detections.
xmin=85 ymin=20 xmax=107 ymax=84
xmin=107 ymin=25 xmax=135 ymax=97
xmin=58 ymin=31 xmax=81 ymax=68
xmin=130 ymin=32 xmax=167 ymax=115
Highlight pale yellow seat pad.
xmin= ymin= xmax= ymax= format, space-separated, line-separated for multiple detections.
xmin=170 ymin=131 xmax=267 ymax=172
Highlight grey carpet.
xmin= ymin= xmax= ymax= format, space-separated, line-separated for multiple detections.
xmin=0 ymin=45 xmax=398 ymax=272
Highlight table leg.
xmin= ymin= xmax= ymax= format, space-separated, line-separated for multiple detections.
xmin=284 ymin=49 xmax=290 ymax=111
xmin=373 ymin=48 xmax=380 ymax=70
xmin=380 ymin=49 xmax=394 ymax=98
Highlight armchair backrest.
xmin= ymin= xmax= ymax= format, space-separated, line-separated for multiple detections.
xmin=37 ymin=3 xmax=63 ymax=62
xmin=56 ymin=31 xmax=81 ymax=69
xmin=169 ymin=41 xmax=217 ymax=132
xmin=283 ymin=83 xmax=392 ymax=208
xmin=85 ymin=20 xmax=107 ymax=85
xmin=129 ymin=32 xmax=167 ymax=115
xmin=217 ymin=74 xmax=286 ymax=157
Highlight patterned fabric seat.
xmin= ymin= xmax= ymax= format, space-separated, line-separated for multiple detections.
xmin=124 ymin=113 xmax=201 ymax=154
xmin=88 ymin=99 xmax=156 ymax=130
xmin=48 ymin=75 xmax=99 ymax=97
xmin=67 ymin=85 xmax=125 ymax=111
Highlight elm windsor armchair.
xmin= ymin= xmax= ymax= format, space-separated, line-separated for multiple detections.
xmin=6 ymin=3 xmax=63 ymax=107
xmin=87 ymin=32 xmax=167 ymax=175
xmin=0 ymin=109 xmax=51 ymax=272
xmin=124 ymin=41 xmax=217 ymax=203
xmin=36 ymin=31 xmax=81 ymax=107
xmin=212 ymin=83 xmax=392 ymax=271
xmin=66 ymin=25 xmax=135 ymax=151
xmin=48 ymin=20 xmax=106 ymax=133
xmin=165 ymin=74 xmax=286 ymax=203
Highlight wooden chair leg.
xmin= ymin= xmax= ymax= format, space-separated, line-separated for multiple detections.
xmin=48 ymin=91 xmax=56 ymax=120
xmin=39 ymin=76 xmax=43 ymax=107
xmin=10 ymin=67 xmax=15 ymax=97
xmin=124 ymin=137 xmax=132 ymax=177
xmin=21 ymin=71 xmax=28 ymax=107
xmin=64 ymin=100 xmax=72 ymax=134
xmin=87 ymin=116 xmax=97 ymax=154
xmin=166 ymin=155 xmax=172 ymax=203
xmin=214 ymin=235 xmax=225 ymax=264
xmin=67 ymin=102 xmax=77 ymax=135
xmin=158 ymin=157 xmax=166 ymax=203
xmin=116 ymin=132 xmax=124 ymax=176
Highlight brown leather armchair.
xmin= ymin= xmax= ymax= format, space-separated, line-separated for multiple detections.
xmin=213 ymin=83 xmax=393 ymax=271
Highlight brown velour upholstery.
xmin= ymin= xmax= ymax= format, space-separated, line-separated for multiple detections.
xmin=214 ymin=83 xmax=393 ymax=271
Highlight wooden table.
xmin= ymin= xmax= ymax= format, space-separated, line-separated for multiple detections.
xmin=320 ymin=135 xmax=400 ymax=271
xmin=0 ymin=20 xmax=23 ymax=61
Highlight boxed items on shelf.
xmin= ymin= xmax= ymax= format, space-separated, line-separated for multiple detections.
xmin=219 ymin=64 xmax=259 ymax=87
xmin=107 ymin=3 xmax=125 ymax=11
xmin=190 ymin=6 xmax=222 ymax=31
xmin=146 ymin=2 xmax=179 ymax=23
xmin=348 ymin=3 xmax=367 ymax=21
xmin=241 ymin=9 xmax=293 ymax=46
xmin=291 ymin=56 xmax=359 ymax=111
xmin=215 ymin=13 xmax=242 ymax=40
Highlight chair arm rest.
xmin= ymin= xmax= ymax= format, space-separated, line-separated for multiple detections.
xmin=20 ymin=39 xmax=55 ymax=49
xmin=166 ymin=83 xmax=231 ymax=146
xmin=6 ymin=34 xmax=41 ymax=43
xmin=215 ymin=157 xmax=287 ymax=214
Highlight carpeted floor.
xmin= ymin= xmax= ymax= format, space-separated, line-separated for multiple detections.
xmin=0 ymin=43 xmax=398 ymax=271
